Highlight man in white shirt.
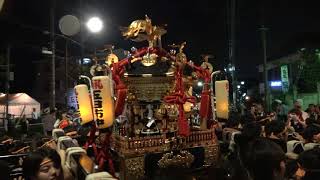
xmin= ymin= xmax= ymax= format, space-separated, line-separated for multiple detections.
xmin=31 ymin=108 xmax=39 ymax=123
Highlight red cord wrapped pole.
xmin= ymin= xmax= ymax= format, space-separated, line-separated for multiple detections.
xmin=83 ymin=124 xmax=98 ymax=157
xmin=186 ymin=62 xmax=212 ymax=127
xmin=96 ymin=131 xmax=115 ymax=176
xmin=164 ymin=68 xmax=195 ymax=136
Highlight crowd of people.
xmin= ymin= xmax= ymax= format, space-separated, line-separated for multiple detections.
xmin=216 ymin=99 xmax=320 ymax=180
xmin=0 ymin=100 xmax=319 ymax=179
xmin=8 ymin=107 xmax=80 ymax=137
xmin=0 ymin=107 xmax=111 ymax=179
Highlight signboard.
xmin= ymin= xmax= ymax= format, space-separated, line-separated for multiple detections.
xmin=280 ymin=65 xmax=289 ymax=92
xmin=67 ymin=88 xmax=78 ymax=110
xmin=270 ymin=81 xmax=282 ymax=87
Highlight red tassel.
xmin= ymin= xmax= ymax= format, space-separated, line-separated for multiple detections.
xmin=96 ymin=132 xmax=115 ymax=176
xmin=200 ymin=91 xmax=210 ymax=119
xmin=115 ymin=88 xmax=127 ymax=117
xmin=178 ymin=104 xmax=189 ymax=136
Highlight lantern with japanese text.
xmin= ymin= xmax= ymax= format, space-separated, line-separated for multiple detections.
xmin=92 ymin=76 xmax=115 ymax=129
xmin=215 ymin=80 xmax=229 ymax=119
xmin=75 ymin=84 xmax=94 ymax=125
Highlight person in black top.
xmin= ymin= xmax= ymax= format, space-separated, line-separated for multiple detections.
xmin=302 ymin=124 xmax=320 ymax=144
xmin=265 ymin=120 xmax=288 ymax=153
xmin=239 ymin=138 xmax=286 ymax=180
xmin=297 ymin=147 xmax=320 ymax=180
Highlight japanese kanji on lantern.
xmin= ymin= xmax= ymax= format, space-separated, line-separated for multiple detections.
xmin=92 ymin=76 xmax=115 ymax=129
xmin=215 ymin=80 xmax=229 ymax=119
xmin=75 ymin=84 xmax=94 ymax=125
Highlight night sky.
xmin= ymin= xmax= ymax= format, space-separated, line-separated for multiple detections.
xmin=1 ymin=0 xmax=320 ymax=93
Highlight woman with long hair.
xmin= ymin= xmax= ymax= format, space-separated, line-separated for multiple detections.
xmin=23 ymin=148 xmax=63 ymax=180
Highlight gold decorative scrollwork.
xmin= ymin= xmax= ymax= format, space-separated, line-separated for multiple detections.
xmin=158 ymin=150 xmax=194 ymax=168
xmin=204 ymin=145 xmax=219 ymax=167
xmin=125 ymin=156 xmax=145 ymax=179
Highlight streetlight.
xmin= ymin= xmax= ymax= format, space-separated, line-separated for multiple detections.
xmin=56 ymin=14 xmax=103 ymax=108
xmin=227 ymin=63 xmax=236 ymax=107
xmin=86 ymin=17 xmax=103 ymax=33
xmin=240 ymin=81 xmax=245 ymax=85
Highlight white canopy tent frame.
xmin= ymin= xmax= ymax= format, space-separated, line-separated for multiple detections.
xmin=0 ymin=93 xmax=41 ymax=119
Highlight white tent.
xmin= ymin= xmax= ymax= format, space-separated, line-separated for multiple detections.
xmin=0 ymin=93 xmax=41 ymax=119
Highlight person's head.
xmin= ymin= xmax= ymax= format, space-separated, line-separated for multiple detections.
xmin=203 ymin=54 xmax=210 ymax=62
xmin=235 ymin=122 xmax=262 ymax=151
xmin=33 ymin=108 xmax=36 ymax=112
xmin=297 ymin=147 xmax=320 ymax=180
xmin=61 ymin=112 xmax=67 ymax=119
xmin=302 ymin=125 xmax=320 ymax=143
xmin=305 ymin=118 xmax=317 ymax=126
xmin=289 ymin=109 xmax=302 ymax=119
xmin=226 ymin=112 xmax=241 ymax=128
xmin=308 ymin=104 xmax=315 ymax=113
xmin=265 ymin=120 xmax=287 ymax=141
xmin=272 ymin=100 xmax=281 ymax=113
xmin=242 ymin=138 xmax=286 ymax=180
xmin=315 ymin=105 xmax=320 ymax=113
xmin=294 ymin=100 xmax=303 ymax=110
xmin=256 ymin=103 xmax=264 ymax=113
xmin=250 ymin=103 xmax=257 ymax=113
xmin=242 ymin=122 xmax=262 ymax=139
xmin=23 ymin=148 xmax=62 ymax=180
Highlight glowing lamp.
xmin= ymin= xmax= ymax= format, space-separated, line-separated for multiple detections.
xmin=183 ymin=102 xmax=193 ymax=112
xmin=86 ymin=17 xmax=103 ymax=33
xmin=92 ymin=76 xmax=115 ymax=129
xmin=183 ymin=87 xmax=193 ymax=112
xmin=215 ymin=80 xmax=229 ymax=119
xmin=75 ymin=84 xmax=94 ymax=125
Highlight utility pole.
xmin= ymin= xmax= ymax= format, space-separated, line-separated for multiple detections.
xmin=5 ymin=44 xmax=10 ymax=132
xmin=65 ymin=40 xmax=68 ymax=107
xmin=50 ymin=0 xmax=56 ymax=110
xmin=260 ymin=26 xmax=269 ymax=111
xmin=79 ymin=0 xmax=84 ymax=74
xmin=228 ymin=0 xmax=237 ymax=107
